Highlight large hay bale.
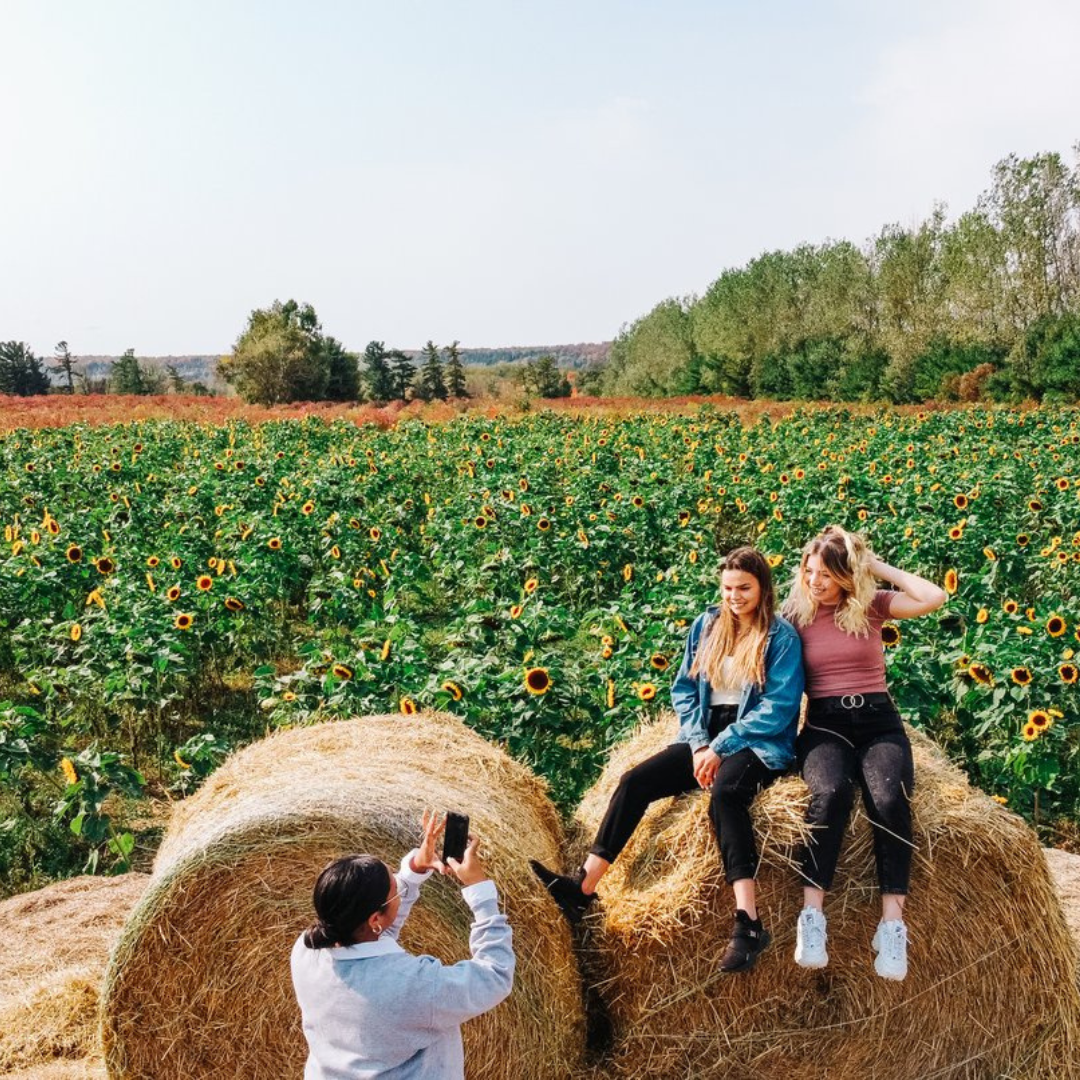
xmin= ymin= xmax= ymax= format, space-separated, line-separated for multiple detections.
xmin=573 ymin=714 xmax=1080 ymax=1079
xmin=101 ymin=713 xmax=584 ymax=1080
xmin=0 ymin=875 xmax=148 ymax=1076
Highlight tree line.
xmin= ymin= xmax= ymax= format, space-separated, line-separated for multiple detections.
xmin=603 ymin=144 xmax=1080 ymax=403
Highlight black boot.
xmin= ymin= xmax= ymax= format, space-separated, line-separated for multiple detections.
xmin=719 ymin=909 xmax=771 ymax=973
xmin=529 ymin=859 xmax=596 ymax=925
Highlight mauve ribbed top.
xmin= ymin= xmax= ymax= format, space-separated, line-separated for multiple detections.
xmin=796 ymin=589 xmax=896 ymax=698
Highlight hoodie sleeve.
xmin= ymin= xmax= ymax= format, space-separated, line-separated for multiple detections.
xmin=670 ymin=612 xmax=711 ymax=751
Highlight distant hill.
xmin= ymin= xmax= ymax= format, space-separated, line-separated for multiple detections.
xmin=70 ymin=343 xmax=611 ymax=388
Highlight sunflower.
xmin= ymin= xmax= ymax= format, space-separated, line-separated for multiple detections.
xmin=332 ymin=663 xmax=353 ymax=680
xmin=689 ymin=550 xmax=699 ymax=565
xmin=623 ymin=563 xmax=633 ymax=582
xmin=976 ymin=608 xmax=989 ymax=624
xmin=146 ymin=555 xmax=160 ymax=568
xmin=537 ymin=518 xmax=551 ymax=532
xmin=606 ymin=680 xmax=616 ymax=709
xmin=196 ymin=575 xmax=213 ymax=592
xmin=400 ymin=697 xmax=418 ymax=715
xmin=520 ymin=503 xmax=532 ymax=517
xmin=954 ymin=494 xmax=969 ymax=510
xmin=46 ymin=518 xmax=60 ymax=536
xmin=442 ymin=681 xmax=464 ymax=701
xmin=880 ymin=623 xmax=900 ymax=647
xmin=983 ymin=547 xmax=997 ymax=561
xmin=650 ymin=654 xmax=670 ymax=671
xmin=1028 ymin=499 xmax=1043 ymax=512
xmin=1029 ymin=709 xmax=1052 ymax=731
xmin=631 ymin=495 xmax=645 ymax=508
xmin=60 ymin=758 xmax=78 ymax=785
xmin=369 ymin=527 xmax=381 ymax=541
xmin=70 ymin=623 xmax=82 ymax=642
xmin=524 ymin=667 xmax=552 ymax=695
xmin=1011 ymin=666 xmax=1033 ymax=686
xmin=224 ymin=597 xmax=245 ymax=612
xmin=602 ymin=645 xmax=613 ymax=659
xmin=1021 ymin=722 xmax=1040 ymax=742
xmin=95 ymin=557 xmax=115 ymax=575
xmin=282 ymin=691 xmax=297 ymax=702
xmin=301 ymin=501 xmax=315 ymax=515
xmin=166 ymin=585 xmax=181 ymax=602
xmin=330 ymin=545 xmax=341 ymax=559
xmin=174 ymin=613 xmax=194 ymax=631
xmin=968 ymin=661 xmax=993 ymax=685
xmin=474 ymin=515 xmax=487 ymax=529
xmin=379 ymin=638 xmax=391 ymax=661
xmin=1059 ymin=663 xmax=1079 ymax=685
xmin=948 ymin=526 xmax=963 ymax=541
xmin=268 ymin=537 xmax=282 ymax=550
xmin=991 ymin=794 xmax=1008 ymax=805
xmin=509 ymin=604 xmax=524 ymax=619
xmin=944 ymin=569 xmax=958 ymax=594
xmin=767 ymin=553 xmax=783 ymax=568
xmin=678 ymin=510 xmax=691 ymax=527
xmin=1017 ymin=533 xmax=1030 ymax=547
xmin=66 ymin=544 xmax=83 ymax=563
xmin=1047 ymin=614 xmax=1067 ymax=638
xmin=639 ymin=683 xmax=658 ymax=701
xmin=519 ymin=477 xmax=529 ymax=491
xmin=1056 ymin=477 xmax=1070 ymax=491
xmin=521 ymin=578 xmax=539 ymax=596
xmin=1003 ymin=599 xmax=1019 ymax=614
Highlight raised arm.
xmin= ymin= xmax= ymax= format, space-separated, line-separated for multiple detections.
xmin=382 ymin=810 xmax=445 ymax=942
xmin=869 ymin=556 xmax=947 ymax=619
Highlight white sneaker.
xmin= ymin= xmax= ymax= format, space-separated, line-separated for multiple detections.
xmin=794 ymin=906 xmax=828 ymax=969
xmin=873 ymin=919 xmax=908 ymax=981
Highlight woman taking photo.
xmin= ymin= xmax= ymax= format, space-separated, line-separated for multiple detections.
xmin=291 ymin=811 xmax=515 ymax=1078
xmin=785 ymin=525 xmax=945 ymax=981
xmin=531 ymin=546 xmax=804 ymax=973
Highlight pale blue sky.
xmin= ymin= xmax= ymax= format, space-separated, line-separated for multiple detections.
xmin=1 ymin=0 xmax=1078 ymax=356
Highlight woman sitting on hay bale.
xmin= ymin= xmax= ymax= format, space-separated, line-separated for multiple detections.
xmin=786 ymin=525 xmax=946 ymax=981
xmin=291 ymin=810 xmax=514 ymax=1079
xmin=531 ymin=546 xmax=804 ymax=973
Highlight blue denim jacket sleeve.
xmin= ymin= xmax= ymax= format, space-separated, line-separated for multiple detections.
xmin=712 ymin=620 xmax=804 ymax=757
xmin=670 ymin=610 xmax=712 ymax=751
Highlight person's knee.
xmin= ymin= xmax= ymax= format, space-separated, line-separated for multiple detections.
xmin=808 ymin=781 xmax=854 ymax=820
xmin=868 ymin=787 xmax=910 ymax=826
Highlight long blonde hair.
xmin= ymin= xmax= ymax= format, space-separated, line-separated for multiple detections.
xmin=784 ymin=525 xmax=876 ymax=636
xmin=689 ymin=547 xmax=773 ymax=690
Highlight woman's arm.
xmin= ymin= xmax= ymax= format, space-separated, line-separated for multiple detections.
xmin=869 ymin=556 xmax=947 ymax=619
xmin=382 ymin=811 xmax=444 ymax=941
xmin=671 ymin=611 xmax=711 ymax=750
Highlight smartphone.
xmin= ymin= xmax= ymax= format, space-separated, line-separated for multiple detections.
xmin=442 ymin=811 xmax=470 ymax=864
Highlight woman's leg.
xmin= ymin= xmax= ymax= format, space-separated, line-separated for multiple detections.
xmin=855 ymin=729 xmax=915 ymax=912
xmin=709 ymin=749 xmax=782 ymax=915
xmin=797 ymin=727 xmax=858 ymax=893
xmin=586 ymin=742 xmax=698 ymax=892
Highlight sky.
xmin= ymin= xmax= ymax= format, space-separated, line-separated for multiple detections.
xmin=1 ymin=0 xmax=1078 ymax=357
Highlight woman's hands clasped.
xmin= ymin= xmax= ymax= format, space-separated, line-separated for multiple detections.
xmin=693 ymin=746 xmax=721 ymax=789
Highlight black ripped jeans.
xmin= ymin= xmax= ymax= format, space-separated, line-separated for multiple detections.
xmin=796 ymin=696 xmax=915 ymax=895
xmin=590 ymin=706 xmax=784 ymax=883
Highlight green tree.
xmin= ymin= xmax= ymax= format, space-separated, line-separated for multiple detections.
xmin=322 ymin=336 xmax=360 ymax=401
xmin=51 ymin=341 xmax=75 ymax=394
xmin=388 ymin=349 xmax=415 ymax=401
xmin=416 ymin=340 xmax=447 ymax=401
xmin=165 ymin=364 xmax=186 ymax=393
xmin=0 ymin=341 xmax=50 ymax=396
xmin=219 ymin=300 xmax=336 ymax=405
xmin=443 ymin=340 xmax=468 ymax=399
xmin=603 ymin=298 xmax=695 ymax=396
xmin=521 ymin=355 xmax=571 ymax=398
xmin=109 ymin=349 xmax=157 ymax=395
xmin=362 ymin=341 xmax=394 ymax=402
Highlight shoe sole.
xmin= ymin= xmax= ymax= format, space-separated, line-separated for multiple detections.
xmin=794 ymin=948 xmax=828 ymax=969
xmin=720 ymin=930 xmax=772 ymax=974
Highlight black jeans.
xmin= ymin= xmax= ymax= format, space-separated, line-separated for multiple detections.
xmin=796 ymin=696 xmax=915 ymax=895
xmin=590 ymin=706 xmax=783 ymax=884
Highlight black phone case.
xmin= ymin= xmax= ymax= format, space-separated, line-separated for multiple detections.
xmin=442 ymin=812 xmax=469 ymax=863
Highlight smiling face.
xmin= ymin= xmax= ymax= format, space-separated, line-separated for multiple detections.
xmin=804 ymin=552 xmax=844 ymax=606
xmin=721 ymin=568 xmax=762 ymax=623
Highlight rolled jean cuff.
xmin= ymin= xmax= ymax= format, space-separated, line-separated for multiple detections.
xmin=797 ymin=865 xmax=832 ymax=892
xmin=879 ymin=884 xmax=909 ymax=896
xmin=724 ymin=861 xmax=758 ymax=885
xmin=588 ymin=844 xmax=616 ymax=863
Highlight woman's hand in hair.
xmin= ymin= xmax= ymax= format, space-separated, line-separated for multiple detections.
xmin=446 ymin=836 xmax=489 ymax=888
xmin=693 ymin=747 xmax=721 ymax=789
xmin=410 ymin=809 xmax=446 ymax=875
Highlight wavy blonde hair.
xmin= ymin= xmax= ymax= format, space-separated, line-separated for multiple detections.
xmin=689 ymin=547 xmax=773 ymax=690
xmin=784 ymin=525 xmax=876 ymax=636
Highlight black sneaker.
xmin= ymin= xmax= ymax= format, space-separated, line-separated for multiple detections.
xmin=719 ymin=909 xmax=771 ymax=973
xmin=529 ymin=859 xmax=596 ymax=925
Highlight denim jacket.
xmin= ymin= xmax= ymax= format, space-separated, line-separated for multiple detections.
xmin=670 ymin=608 xmax=804 ymax=771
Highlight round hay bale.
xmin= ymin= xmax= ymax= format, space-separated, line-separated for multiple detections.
xmin=101 ymin=713 xmax=585 ymax=1080
xmin=572 ymin=714 xmax=1080 ymax=1080
xmin=0 ymin=875 xmax=148 ymax=1074
xmin=1044 ymin=847 xmax=1080 ymax=959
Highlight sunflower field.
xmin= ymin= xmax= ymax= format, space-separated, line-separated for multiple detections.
xmin=2 ymin=405 xmax=1079 ymax=886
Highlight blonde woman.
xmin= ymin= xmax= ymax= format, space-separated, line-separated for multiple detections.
xmin=531 ymin=547 xmax=804 ymax=973
xmin=785 ymin=525 xmax=945 ymax=980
